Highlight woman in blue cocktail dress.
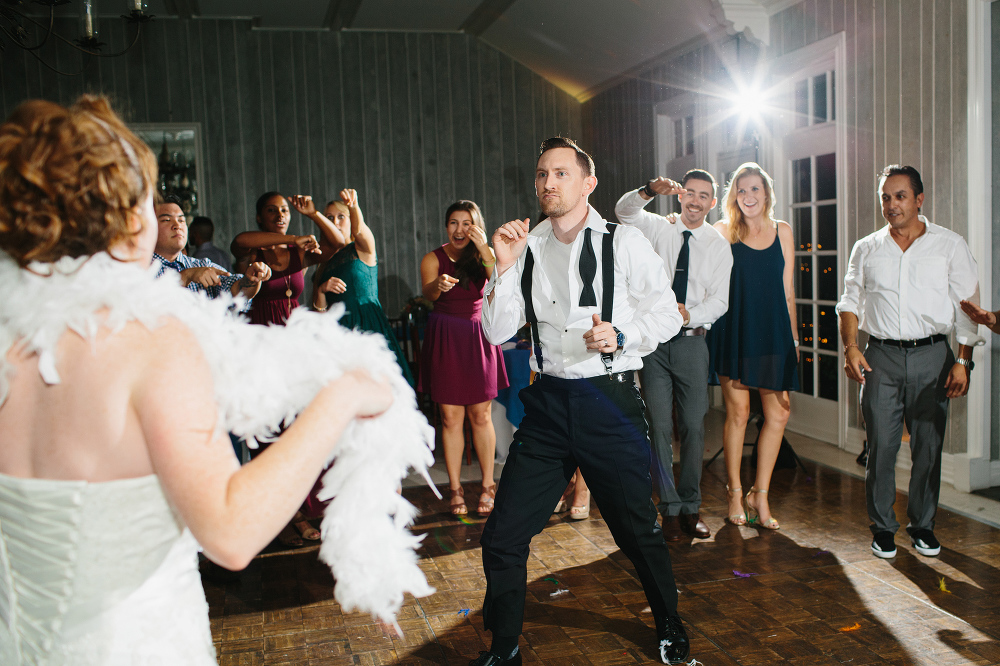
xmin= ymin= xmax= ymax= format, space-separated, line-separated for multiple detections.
xmin=708 ymin=162 xmax=799 ymax=531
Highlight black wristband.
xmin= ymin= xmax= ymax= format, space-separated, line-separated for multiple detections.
xmin=642 ymin=181 xmax=656 ymax=198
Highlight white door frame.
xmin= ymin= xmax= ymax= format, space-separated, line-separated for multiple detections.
xmin=767 ymin=32 xmax=848 ymax=446
xmin=956 ymin=0 xmax=996 ymax=491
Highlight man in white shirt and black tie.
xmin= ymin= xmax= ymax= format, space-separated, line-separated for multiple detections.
xmin=472 ymin=137 xmax=690 ymax=666
xmin=615 ymin=170 xmax=732 ymax=541
xmin=836 ymin=164 xmax=983 ymax=560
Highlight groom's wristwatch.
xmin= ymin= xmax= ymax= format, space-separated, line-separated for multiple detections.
xmin=613 ymin=326 xmax=625 ymax=350
xmin=956 ymin=357 xmax=975 ymax=371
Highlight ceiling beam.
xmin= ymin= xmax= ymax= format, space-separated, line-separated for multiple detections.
xmin=324 ymin=0 xmax=364 ymax=31
xmin=460 ymin=0 xmax=519 ymax=37
xmin=163 ymin=0 xmax=200 ymax=19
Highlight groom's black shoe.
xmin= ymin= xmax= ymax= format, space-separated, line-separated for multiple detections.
xmin=656 ymin=614 xmax=690 ymax=664
xmin=469 ymin=650 xmax=522 ymax=665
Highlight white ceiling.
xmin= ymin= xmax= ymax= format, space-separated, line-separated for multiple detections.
xmin=117 ymin=0 xmax=753 ymax=99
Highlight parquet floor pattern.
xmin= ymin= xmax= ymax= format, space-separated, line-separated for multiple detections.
xmin=205 ymin=459 xmax=1000 ymax=665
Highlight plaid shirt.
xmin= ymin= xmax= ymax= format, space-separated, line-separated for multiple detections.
xmin=153 ymin=252 xmax=244 ymax=300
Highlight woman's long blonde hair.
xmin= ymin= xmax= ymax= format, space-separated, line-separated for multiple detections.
xmin=721 ymin=162 xmax=776 ymax=244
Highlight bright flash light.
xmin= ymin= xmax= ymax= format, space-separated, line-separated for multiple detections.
xmin=731 ymin=84 xmax=766 ymax=122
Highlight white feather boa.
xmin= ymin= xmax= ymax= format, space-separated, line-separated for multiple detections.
xmin=0 ymin=251 xmax=437 ymax=628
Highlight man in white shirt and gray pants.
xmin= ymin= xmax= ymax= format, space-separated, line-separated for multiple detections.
xmin=473 ymin=137 xmax=690 ymax=666
xmin=836 ymin=165 xmax=983 ymax=560
xmin=615 ymin=170 xmax=732 ymax=541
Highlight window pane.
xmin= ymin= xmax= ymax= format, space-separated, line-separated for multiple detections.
xmin=799 ymin=352 xmax=815 ymax=396
xmin=817 ymin=255 xmax=839 ymax=302
xmin=685 ymin=116 xmax=695 ymax=155
xmin=817 ymin=306 xmax=837 ymax=352
xmin=817 ymin=204 xmax=837 ymax=251
xmin=674 ymin=119 xmax=684 ymax=159
xmin=813 ymin=73 xmax=828 ymax=124
xmin=795 ymin=79 xmax=809 ymax=128
xmin=797 ymin=304 xmax=814 ymax=349
xmin=796 ymin=256 xmax=813 ymax=300
xmin=818 ymin=353 xmax=839 ymax=401
xmin=794 ymin=207 xmax=812 ymax=250
xmin=793 ymin=157 xmax=812 ymax=203
xmin=816 ymin=153 xmax=836 ymax=200
xmin=830 ymin=71 xmax=836 ymax=121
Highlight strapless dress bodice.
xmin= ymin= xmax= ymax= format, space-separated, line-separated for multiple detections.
xmin=0 ymin=473 xmax=216 ymax=665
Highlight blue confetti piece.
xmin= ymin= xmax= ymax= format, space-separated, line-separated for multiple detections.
xmin=458 ymin=609 xmax=470 ymax=617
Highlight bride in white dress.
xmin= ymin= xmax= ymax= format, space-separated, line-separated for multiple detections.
xmin=0 ymin=98 xmax=424 ymax=664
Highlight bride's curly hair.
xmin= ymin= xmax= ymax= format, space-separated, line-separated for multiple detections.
xmin=0 ymin=95 xmax=157 ymax=267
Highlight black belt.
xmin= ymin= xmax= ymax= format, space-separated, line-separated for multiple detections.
xmin=537 ymin=370 xmax=635 ymax=385
xmin=597 ymin=370 xmax=634 ymax=384
xmin=869 ymin=334 xmax=946 ymax=349
xmin=669 ymin=326 xmax=707 ymax=342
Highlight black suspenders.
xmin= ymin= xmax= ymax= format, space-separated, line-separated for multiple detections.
xmin=521 ymin=223 xmax=617 ymax=373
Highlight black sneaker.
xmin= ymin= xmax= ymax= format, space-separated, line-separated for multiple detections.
xmin=656 ymin=614 xmax=690 ymax=664
xmin=871 ymin=531 xmax=897 ymax=558
xmin=910 ymin=529 xmax=941 ymax=557
xmin=468 ymin=649 xmax=522 ymax=666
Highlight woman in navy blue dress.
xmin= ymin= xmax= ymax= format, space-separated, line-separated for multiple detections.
xmin=709 ymin=163 xmax=799 ymax=530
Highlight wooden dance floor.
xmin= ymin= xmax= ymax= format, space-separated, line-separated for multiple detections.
xmin=204 ymin=457 xmax=1000 ymax=665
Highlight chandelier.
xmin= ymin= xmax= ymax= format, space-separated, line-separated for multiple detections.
xmin=0 ymin=0 xmax=154 ymax=75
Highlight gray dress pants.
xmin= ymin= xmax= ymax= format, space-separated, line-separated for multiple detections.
xmin=860 ymin=339 xmax=953 ymax=536
xmin=642 ymin=335 xmax=710 ymax=516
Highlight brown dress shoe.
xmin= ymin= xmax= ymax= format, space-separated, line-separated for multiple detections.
xmin=679 ymin=513 xmax=711 ymax=539
xmin=661 ymin=514 xmax=683 ymax=542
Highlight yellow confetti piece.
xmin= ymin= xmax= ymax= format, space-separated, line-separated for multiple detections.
xmin=839 ymin=622 xmax=861 ymax=632
xmin=938 ymin=577 xmax=952 ymax=594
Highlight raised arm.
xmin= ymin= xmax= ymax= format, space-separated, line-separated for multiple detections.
xmin=230 ymin=230 xmax=320 ymax=263
xmin=289 ymin=194 xmax=346 ymax=267
xmin=135 ymin=319 xmax=391 ymax=570
xmin=340 ymin=189 xmax=377 ymax=266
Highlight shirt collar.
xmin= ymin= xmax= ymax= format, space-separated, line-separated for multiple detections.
xmin=876 ymin=214 xmax=933 ymax=241
xmin=153 ymin=252 xmax=179 ymax=267
xmin=675 ymin=218 xmax=710 ymax=241
xmin=530 ymin=204 xmax=606 ymax=241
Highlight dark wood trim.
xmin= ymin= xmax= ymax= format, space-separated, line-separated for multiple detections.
xmin=323 ymin=0 xmax=365 ymax=31
xmin=459 ymin=0 xmax=519 ymax=37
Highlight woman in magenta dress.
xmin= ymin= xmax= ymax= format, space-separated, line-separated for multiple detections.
xmin=231 ymin=192 xmax=345 ymax=326
xmin=230 ymin=191 xmax=345 ymax=546
xmin=419 ymin=200 xmax=508 ymax=517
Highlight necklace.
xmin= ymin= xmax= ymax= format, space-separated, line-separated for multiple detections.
xmin=284 ymin=275 xmax=293 ymax=298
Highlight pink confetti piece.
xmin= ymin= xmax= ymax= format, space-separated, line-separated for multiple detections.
xmin=733 ymin=569 xmax=758 ymax=578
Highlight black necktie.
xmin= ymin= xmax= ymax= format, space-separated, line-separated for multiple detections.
xmin=672 ymin=230 xmax=692 ymax=305
xmin=578 ymin=227 xmax=597 ymax=306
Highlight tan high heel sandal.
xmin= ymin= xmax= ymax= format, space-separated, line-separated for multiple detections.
xmin=449 ymin=486 xmax=467 ymax=516
xmin=725 ymin=485 xmax=747 ymax=525
xmin=745 ymin=487 xmax=780 ymax=530
xmin=569 ymin=489 xmax=591 ymax=520
xmin=478 ymin=484 xmax=496 ymax=516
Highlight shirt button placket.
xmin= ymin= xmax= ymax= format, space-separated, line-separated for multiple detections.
xmin=898 ymin=254 xmax=908 ymax=337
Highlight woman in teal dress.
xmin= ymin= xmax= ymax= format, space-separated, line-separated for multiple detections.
xmin=311 ymin=189 xmax=414 ymax=387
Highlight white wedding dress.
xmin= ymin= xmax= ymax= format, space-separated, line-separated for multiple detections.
xmin=0 ymin=251 xmax=436 ymax=662
xmin=0 ymin=473 xmax=216 ymax=665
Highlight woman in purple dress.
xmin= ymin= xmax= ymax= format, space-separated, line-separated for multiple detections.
xmin=230 ymin=192 xmax=345 ymax=546
xmin=419 ymin=201 xmax=508 ymax=516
